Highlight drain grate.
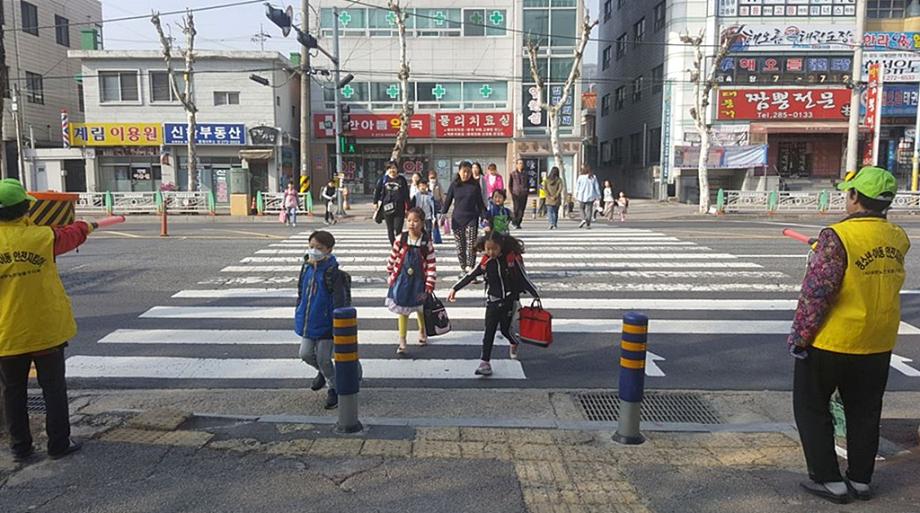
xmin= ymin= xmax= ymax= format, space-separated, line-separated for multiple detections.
xmin=575 ymin=391 xmax=722 ymax=424
xmin=27 ymin=395 xmax=46 ymax=414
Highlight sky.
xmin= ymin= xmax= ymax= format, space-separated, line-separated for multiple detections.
xmin=100 ymin=0 xmax=599 ymax=64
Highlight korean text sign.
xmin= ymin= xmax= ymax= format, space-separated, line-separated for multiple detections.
xmin=69 ymin=123 xmax=162 ymax=147
xmin=164 ymin=123 xmax=246 ymax=145
xmin=716 ymin=88 xmax=851 ymax=121
xmin=435 ymin=112 xmax=513 ymax=137
xmin=313 ymin=114 xmax=432 ymax=138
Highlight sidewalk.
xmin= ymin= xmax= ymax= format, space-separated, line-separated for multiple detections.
xmin=1 ymin=389 xmax=918 ymax=513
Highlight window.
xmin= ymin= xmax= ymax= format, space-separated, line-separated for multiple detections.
xmin=601 ymin=93 xmax=610 ymax=116
xmin=2 ymin=3 xmax=5 ymax=26
xmin=276 ymin=96 xmax=280 ymax=106
xmin=602 ymin=45 xmax=611 ymax=70
xmin=21 ymin=1 xmax=38 ymax=36
xmin=633 ymin=18 xmax=645 ymax=48
xmin=524 ymin=3 xmax=576 ymax=48
xmin=632 ymin=76 xmax=643 ymax=103
xmin=630 ymin=132 xmax=642 ymax=164
xmin=462 ymin=9 xmax=508 ymax=37
xmin=1 ymin=66 xmax=9 ymax=98
xmin=600 ymin=141 xmax=611 ymax=164
xmin=868 ymin=0 xmax=906 ymax=18
xmin=414 ymin=8 xmax=461 ymax=37
xmin=652 ymin=65 xmax=663 ymax=94
xmin=614 ymin=86 xmax=625 ymax=111
xmin=77 ymin=83 xmax=84 ymax=112
xmin=604 ymin=0 xmax=612 ymax=21
xmin=647 ymin=127 xmax=661 ymax=164
xmin=25 ymin=71 xmax=43 ymax=104
xmin=99 ymin=71 xmax=139 ymax=103
xmin=214 ymin=91 xmax=240 ymax=106
xmin=613 ymin=138 xmax=623 ymax=164
xmin=55 ymin=15 xmax=69 ymax=46
xmin=654 ymin=2 xmax=666 ymax=32
xmin=616 ymin=34 xmax=627 ymax=59
xmin=149 ymin=71 xmax=183 ymax=103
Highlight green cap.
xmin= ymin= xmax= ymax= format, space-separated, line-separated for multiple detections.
xmin=0 ymin=179 xmax=35 ymax=209
xmin=837 ymin=166 xmax=898 ymax=200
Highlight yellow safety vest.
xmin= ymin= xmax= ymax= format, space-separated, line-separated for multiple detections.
xmin=539 ymin=179 xmax=547 ymax=199
xmin=813 ymin=217 xmax=910 ymax=355
xmin=0 ymin=217 xmax=77 ymax=357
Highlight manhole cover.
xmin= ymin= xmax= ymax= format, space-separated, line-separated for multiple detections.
xmin=27 ymin=395 xmax=46 ymax=414
xmin=575 ymin=391 xmax=722 ymax=424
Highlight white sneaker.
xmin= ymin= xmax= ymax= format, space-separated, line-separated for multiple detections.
xmin=509 ymin=344 xmax=519 ymax=360
xmin=474 ymin=361 xmax=493 ymax=376
xmin=578 ymin=220 xmax=586 ymax=228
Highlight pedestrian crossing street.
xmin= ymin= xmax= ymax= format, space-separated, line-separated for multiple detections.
xmin=63 ymin=224 xmax=920 ymax=386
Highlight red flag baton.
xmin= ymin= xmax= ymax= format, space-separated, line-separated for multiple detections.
xmin=782 ymin=228 xmax=817 ymax=247
xmin=91 ymin=216 xmax=126 ymax=230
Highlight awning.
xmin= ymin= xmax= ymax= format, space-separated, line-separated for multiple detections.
xmin=750 ymin=122 xmax=856 ymax=134
xmin=239 ymin=149 xmax=274 ymax=161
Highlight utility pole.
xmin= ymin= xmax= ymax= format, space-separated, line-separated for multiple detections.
xmin=252 ymin=24 xmax=271 ymax=51
xmin=333 ymin=7 xmax=345 ymax=216
xmin=11 ymin=86 xmax=27 ymax=189
xmin=300 ymin=0 xmax=313 ymax=196
xmin=845 ymin=0 xmax=867 ymax=177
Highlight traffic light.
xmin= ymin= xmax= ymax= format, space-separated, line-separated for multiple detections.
xmin=264 ymin=4 xmax=294 ymax=37
xmin=339 ymin=103 xmax=352 ymax=131
xmin=339 ymin=136 xmax=357 ymax=154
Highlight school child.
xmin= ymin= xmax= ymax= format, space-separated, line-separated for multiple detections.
xmin=295 ymin=230 xmax=352 ymax=409
xmin=321 ymin=180 xmax=337 ymax=225
xmin=602 ymin=180 xmax=615 ymax=221
xmin=447 ymin=231 xmax=539 ymax=376
xmin=386 ymin=208 xmax=437 ymax=356
xmin=411 ymin=180 xmax=437 ymax=236
xmin=617 ymin=192 xmax=630 ymax=222
xmin=482 ymin=188 xmax=513 ymax=235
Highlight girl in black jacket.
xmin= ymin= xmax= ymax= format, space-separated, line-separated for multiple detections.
xmin=441 ymin=161 xmax=486 ymax=275
xmin=447 ymin=231 xmax=539 ymax=377
xmin=373 ymin=161 xmax=410 ymax=245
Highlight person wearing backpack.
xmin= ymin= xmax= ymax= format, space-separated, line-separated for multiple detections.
xmin=295 ymin=230 xmax=352 ymax=410
xmin=386 ymin=208 xmax=437 ymax=356
xmin=373 ymin=161 xmax=410 ymax=245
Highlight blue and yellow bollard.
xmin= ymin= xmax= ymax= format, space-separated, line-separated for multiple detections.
xmin=333 ymin=307 xmax=363 ymax=434
xmin=614 ymin=312 xmax=648 ymax=445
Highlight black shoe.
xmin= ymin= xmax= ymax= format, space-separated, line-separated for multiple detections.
xmin=310 ymin=372 xmax=326 ymax=391
xmin=48 ymin=439 xmax=83 ymax=460
xmin=799 ymin=481 xmax=851 ymax=504
xmin=846 ymin=480 xmax=873 ymax=501
xmin=325 ymin=388 xmax=338 ymax=409
xmin=12 ymin=446 xmax=34 ymax=463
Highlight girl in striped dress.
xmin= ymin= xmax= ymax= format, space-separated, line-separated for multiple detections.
xmin=386 ymin=208 xmax=437 ymax=356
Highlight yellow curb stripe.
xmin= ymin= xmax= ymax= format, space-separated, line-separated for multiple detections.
xmin=334 ymin=352 xmax=359 ymax=362
xmin=620 ymin=358 xmax=645 ymax=369
xmin=621 ymin=341 xmax=647 ymax=352
xmin=334 ymin=335 xmax=357 ymax=344
xmin=334 ymin=319 xmax=357 ymax=328
xmin=622 ymin=324 xmax=648 ymax=335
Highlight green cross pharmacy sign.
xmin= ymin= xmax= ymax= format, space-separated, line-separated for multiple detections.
xmin=386 ymin=84 xmax=400 ymax=99
xmin=338 ymin=10 xmax=352 ymax=27
xmin=431 ymin=84 xmax=447 ymax=100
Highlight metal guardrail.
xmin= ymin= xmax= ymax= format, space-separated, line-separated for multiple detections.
xmin=716 ymin=189 xmax=920 ymax=214
xmin=257 ymin=192 xmax=314 ymax=215
xmin=76 ymin=193 xmax=107 ymax=214
xmin=75 ymin=191 xmax=222 ymax=215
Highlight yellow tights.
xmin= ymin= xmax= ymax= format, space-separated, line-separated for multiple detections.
xmin=398 ymin=310 xmax=426 ymax=342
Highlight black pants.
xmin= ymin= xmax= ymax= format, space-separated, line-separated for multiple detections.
xmin=511 ymin=195 xmax=528 ymax=228
xmin=482 ymin=299 xmax=519 ymax=362
xmin=385 ymin=215 xmax=404 ymax=245
xmin=793 ymin=347 xmax=891 ymax=484
xmin=0 ymin=347 xmax=71 ymax=456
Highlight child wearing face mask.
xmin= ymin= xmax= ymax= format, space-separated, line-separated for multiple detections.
xmin=447 ymin=231 xmax=539 ymax=376
xmin=295 ymin=230 xmax=352 ymax=410
xmin=386 ymin=208 xmax=437 ymax=356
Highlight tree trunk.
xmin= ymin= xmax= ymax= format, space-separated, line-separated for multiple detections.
xmin=697 ymin=126 xmax=711 ymax=213
xmin=186 ymin=105 xmax=197 ymax=191
xmin=389 ymin=2 xmax=410 ymax=163
xmin=549 ymin=108 xmax=565 ymax=176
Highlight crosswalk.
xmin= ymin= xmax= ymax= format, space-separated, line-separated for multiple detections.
xmin=64 ymin=222 xmax=920 ymax=387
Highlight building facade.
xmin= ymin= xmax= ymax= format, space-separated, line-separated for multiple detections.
xmin=2 ymin=0 xmax=102 ymax=187
xmin=310 ymin=0 xmax=586 ymax=195
xmin=68 ymin=50 xmax=300 ymax=201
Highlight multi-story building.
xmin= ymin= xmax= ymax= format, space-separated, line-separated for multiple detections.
xmin=309 ymin=0 xmax=586 ymax=194
xmin=67 ymin=50 xmax=300 ymax=200
xmin=2 ymin=0 xmax=102 ymax=187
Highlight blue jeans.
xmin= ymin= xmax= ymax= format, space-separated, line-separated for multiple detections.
xmin=546 ymin=205 xmax=559 ymax=227
xmin=287 ymin=207 xmax=298 ymax=226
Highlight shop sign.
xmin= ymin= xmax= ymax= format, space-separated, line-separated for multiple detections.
xmin=865 ymin=64 xmax=882 ymax=134
xmin=523 ymin=85 xmax=574 ymax=128
xmin=865 ymin=32 xmax=920 ymax=51
xmin=248 ymin=126 xmax=280 ymax=146
xmin=435 ymin=112 xmax=513 ymax=137
xmin=718 ymin=0 xmax=856 ymax=18
xmin=673 ymin=145 xmax=768 ymax=169
xmin=69 ymin=123 xmax=162 ymax=147
xmin=164 ymin=123 xmax=246 ymax=145
xmin=313 ymin=113 xmax=432 ymax=138
xmin=724 ymin=24 xmax=856 ymax=52
xmin=716 ymin=88 xmax=851 ymax=121
xmin=861 ymin=52 xmax=920 ymax=82
xmin=716 ymin=54 xmax=852 ymax=86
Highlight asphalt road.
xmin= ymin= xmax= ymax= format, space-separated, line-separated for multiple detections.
xmin=55 ymin=213 xmax=920 ymax=391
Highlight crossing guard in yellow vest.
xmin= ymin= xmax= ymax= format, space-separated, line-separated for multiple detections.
xmin=788 ymin=166 xmax=910 ymax=504
xmin=0 ymin=179 xmax=92 ymax=463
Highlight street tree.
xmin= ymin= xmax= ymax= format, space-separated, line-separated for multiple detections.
xmin=388 ymin=0 xmax=412 ymax=163
xmin=152 ymin=11 xmax=198 ymax=192
xmin=680 ymin=28 xmax=739 ymax=214
xmin=526 ymin=15 xmax=597 ymax=181
xmin=0 ymin=27 xmax=7 ymax=179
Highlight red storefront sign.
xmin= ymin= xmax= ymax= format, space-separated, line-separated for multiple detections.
xmin=313 ymin=113 xmax=432 ymax=138
xmin=864 ymin=63 xmax=884 ymax=165
xmin=434 ymin=112 xmax=514 ymax=138
xmin=716 ymin=88 xmax=851 ymax=121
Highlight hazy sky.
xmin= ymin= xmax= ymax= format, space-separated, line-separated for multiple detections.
xmin=101 ymin=0 xmax=599 ymax=64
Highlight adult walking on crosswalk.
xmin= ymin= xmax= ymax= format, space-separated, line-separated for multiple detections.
xmin=441 ymin=161 xmax=486 ymax=275
xmin=386 ymin=208 xmax=437 ymax=356
xmin=574 ymin=165 xmax=601 ymax=229
xmin=788 ymin=166 xmax=910 ymax=505
xmin=373 ymin=162 xmax=410 ymax=245
xmin=509 ymin=159 xmax=530 ymax=230
xmin=543 ymin=167 xmax=565 ymax=230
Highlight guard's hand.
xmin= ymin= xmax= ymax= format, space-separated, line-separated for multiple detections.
xmin=78 ymin=218 xmax=96 ymax=234
xmin=447 ymin=289 xmax=457 ymax=303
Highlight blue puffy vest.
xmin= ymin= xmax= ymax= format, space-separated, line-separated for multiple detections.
xmin=294 ymin=255 xmax=338 ymax=339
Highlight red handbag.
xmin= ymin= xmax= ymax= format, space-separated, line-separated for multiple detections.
xmin=518 ymin=299 xmax=553 ymax=348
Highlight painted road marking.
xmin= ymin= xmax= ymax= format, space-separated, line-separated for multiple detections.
xmin=255 ymin=246 xmax=715 ymax=255
xmin=65 ymin=356 xmax=526 ymax=380
xmin=275 ymin=237 xmax=684 ymax=244
xmin=239 ymin=253 xmax=738 ymax=263
xmin=221 ymin=262 xmax=764 ymax=273
xmin=732 ymin=254 xmax=806 ymax=259
xmin=99 ymin=329 xmax=503 ymax=346
xmin=270 ymin=241 xmax=700 ymax=248
xmin=890 ymin=354 xmax=920 ymax=377
xmin=201 ymin=271 xmax=790 ymax=283
xmin=645 ymin=351 xmax=666 ymax=377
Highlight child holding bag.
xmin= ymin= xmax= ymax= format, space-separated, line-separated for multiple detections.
xmin=447 ymin=231 xmax=539 ymax=376
xmin=386 ymin=208 xmax=437 ymax=356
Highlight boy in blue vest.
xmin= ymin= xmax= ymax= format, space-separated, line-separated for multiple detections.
xmin=295 ymin=230 xmax=351 ymax=409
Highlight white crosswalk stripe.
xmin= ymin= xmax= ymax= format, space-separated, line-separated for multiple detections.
xmin=69 ymin=224 xmax=920 ymax=384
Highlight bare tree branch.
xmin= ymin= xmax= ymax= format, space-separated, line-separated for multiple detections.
xmin=388 ymin=0 xmax=412 ymax=163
